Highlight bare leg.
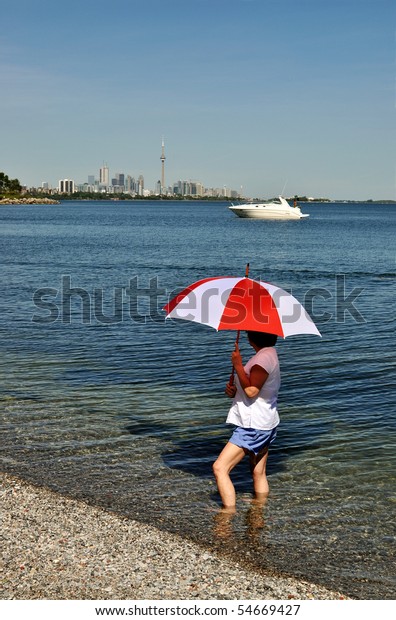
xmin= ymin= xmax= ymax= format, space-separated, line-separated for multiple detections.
xmin=212 ymin=442 xmax=246 ymax=508
xmin=249 ymin=447 xmax=270 ymax=499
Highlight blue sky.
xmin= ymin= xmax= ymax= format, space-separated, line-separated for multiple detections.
xmin=1 ymin=0 xmax=395 ymax=199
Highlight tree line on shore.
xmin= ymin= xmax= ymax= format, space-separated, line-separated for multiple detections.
xmin=0 ymin=172 xmax=22 ymax=196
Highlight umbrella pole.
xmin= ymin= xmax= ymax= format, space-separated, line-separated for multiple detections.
xmin=229 ymin=330 xmax=240 ymax=386
xmin=228 ymin=263 xmax=249 ymax=386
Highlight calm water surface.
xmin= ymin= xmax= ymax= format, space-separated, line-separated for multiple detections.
xmin=0 ymin=200 xmax=395 ymax=599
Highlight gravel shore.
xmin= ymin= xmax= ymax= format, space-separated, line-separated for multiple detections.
xmin=1 ymin=472 xmax=349 ymax=600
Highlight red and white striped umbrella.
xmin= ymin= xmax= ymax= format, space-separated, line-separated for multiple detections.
xmin=164 ymin=275 xmax=321 ymax=338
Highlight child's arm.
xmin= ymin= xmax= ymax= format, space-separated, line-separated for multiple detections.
xmin=231 ymin=346 xmax=269 ymax=399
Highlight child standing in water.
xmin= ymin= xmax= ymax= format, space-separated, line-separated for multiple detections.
xmin=213 ymin=331 xmax=280 ymax=508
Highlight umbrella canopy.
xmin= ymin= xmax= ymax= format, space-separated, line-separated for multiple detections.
xmin=164 ymin=276 xmax=321 ymax=338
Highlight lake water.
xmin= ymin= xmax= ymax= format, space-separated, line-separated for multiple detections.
xmin=0 ymin=200 xmax=395 ymax=599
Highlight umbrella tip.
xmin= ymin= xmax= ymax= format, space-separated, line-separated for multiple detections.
xmin=245 ymin=263 xmax=250 ymax=277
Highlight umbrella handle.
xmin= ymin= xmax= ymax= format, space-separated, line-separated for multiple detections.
xmin=228 ymin=265 xmax=249 ymax=386
xmin=228 ymin=329 xmax=240 ymax=386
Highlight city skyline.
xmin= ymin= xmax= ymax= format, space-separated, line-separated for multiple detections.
xmin=41 ymin=140 xmax=243 ymax=198
xmin=1 ymin=1 xmax=395 ymax=200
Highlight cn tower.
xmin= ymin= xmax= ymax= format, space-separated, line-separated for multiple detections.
xmin=160 ymin=137 xmax=166 ymax=194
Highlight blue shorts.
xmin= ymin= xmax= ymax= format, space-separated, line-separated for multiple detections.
xmin=229 ymin=426 xmax=278 ymax=455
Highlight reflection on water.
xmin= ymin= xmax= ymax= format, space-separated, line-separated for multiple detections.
xmin=213 ymin=507 xmax=238 ymax=540
xmin=213 ymin=496 xmax=268 ymax=541
xmin=244 ymin=497 xmax=268 ymax=540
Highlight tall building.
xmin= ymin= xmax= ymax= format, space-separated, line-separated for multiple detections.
xmin=111 ymin=173 xmax=125 ymax=193
xmin=99 ymin=164 xmax=109 ymax=187
xmin=115 ymin=173 xmax=124 ymax=186
xmin=160 ymin=138 xmax=166 ymax=194
xmin=137 ymin=175 xmax=144 ymax=196
xmin=125 ymin=176 xmax=136 ymax=193
xmin=58 ymin=179 xmax=75 ymax=193
xmin=192 ymin=181 xmax=204 ymax=197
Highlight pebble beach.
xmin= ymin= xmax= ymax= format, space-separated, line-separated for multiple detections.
xmin=0 ymin=472 xmax=348 ymax=601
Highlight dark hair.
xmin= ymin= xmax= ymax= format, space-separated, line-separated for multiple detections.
xmin=246 ymin=331 xmax=278 ymax=348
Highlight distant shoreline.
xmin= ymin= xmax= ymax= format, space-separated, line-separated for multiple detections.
xmin=1 ymin=196 xmax=395 ymax=205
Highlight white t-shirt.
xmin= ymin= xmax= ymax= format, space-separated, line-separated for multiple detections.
xmin=226 ymin=347 xmax=280 ymax=431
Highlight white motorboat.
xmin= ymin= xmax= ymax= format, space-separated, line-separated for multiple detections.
xmin=229 ymin=196 xmax=309 ymax=219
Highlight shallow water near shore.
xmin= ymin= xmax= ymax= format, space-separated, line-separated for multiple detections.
xmin=0 ymin=200 xmax=395 ymax=599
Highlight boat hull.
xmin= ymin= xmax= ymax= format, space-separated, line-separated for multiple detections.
xmin=229 ymin=207 xmax=308 ymax=219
